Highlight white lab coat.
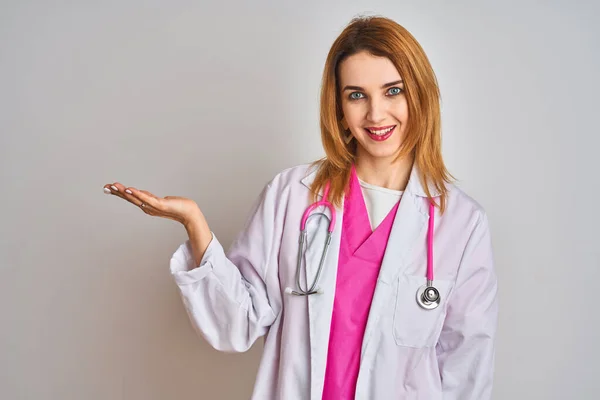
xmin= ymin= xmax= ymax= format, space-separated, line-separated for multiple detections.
xmin=170 ymin=162 xmax=498 ymax=399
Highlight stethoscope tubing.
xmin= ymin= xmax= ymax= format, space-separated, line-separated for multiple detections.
xmin=288 ymin=181 xmax=440 ymax=310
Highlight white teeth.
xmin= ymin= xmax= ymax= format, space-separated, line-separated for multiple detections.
xmin=367 ymin=126 xmax=394 ymax=135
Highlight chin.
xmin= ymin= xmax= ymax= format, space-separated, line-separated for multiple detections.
xmin=361 ymin=143 xmax=401 ymax=160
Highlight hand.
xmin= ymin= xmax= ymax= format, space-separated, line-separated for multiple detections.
xmin=103 ymin=182 xmax=203 ymax=226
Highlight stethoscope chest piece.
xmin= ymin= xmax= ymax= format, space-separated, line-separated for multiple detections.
xmin=416 ymin=284 xmax=440 ymax=310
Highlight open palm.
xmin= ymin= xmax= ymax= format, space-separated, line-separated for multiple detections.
xmin=103 ymin=182 xmax=201 ymax=225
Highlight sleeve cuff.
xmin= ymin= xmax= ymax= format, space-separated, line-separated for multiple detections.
xmin=169 ymin=232 xmax=221 ymax=285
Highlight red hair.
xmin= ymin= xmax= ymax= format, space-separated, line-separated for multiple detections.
xmin=311 ymin=15 xmax=454 ymax=213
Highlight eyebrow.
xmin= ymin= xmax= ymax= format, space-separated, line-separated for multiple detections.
xmin=342 ymin=79 xmax=404 ymax=91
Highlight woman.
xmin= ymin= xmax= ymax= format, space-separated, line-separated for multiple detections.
xmin=104 ymin=16 xmax=498 ymax=400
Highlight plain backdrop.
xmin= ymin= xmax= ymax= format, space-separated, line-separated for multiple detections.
xmin=1 ymin=1 xmax=599 ymax=399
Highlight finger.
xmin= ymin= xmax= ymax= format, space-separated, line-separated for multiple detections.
xmin=140 ymin=190 xmax=160 ymax=200
xmin=103 ymin=184 xmax=121 ymax=196
xmin=126 ymin=187 xmax=164 ymax=211
xmin=104 ymin=182 xmax=160 ymax=217
xmin=103 ymin=183 xmax=129 ymax=202
xmin=109 ymin=182 xmax=150 ymax=210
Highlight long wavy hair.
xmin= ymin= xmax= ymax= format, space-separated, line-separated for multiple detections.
xmin=310 ymin=15 xmax=454 ymax=213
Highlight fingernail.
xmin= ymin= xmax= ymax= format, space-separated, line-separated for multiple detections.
xmin=125 ymin=189 xmax=132 ymax=194
xmin=103 ymin=187 xmax=111 ymax=194
xmin=110 ymin=185 xmax=118 ymax=192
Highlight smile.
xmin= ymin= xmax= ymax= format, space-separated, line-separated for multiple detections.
xmin=364 ymin=125 xmax=396 ymax=141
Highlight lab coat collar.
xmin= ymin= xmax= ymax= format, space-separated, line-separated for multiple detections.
xmin=300 ymin=161 xmax=443 ymax=198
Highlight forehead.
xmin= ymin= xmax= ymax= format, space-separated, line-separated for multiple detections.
xmin=338 ymin=51 xmax=402 ymax=86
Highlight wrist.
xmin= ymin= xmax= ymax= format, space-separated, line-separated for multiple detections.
xmin=182 ymin=207 xmax=204 ymax=229
xmin=183 ymin=212 xmax=209 ymax=235
xmin=182 ymin=211 xmax=213 ymax=265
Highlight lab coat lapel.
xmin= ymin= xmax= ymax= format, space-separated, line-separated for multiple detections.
xmin=300 ymin=168 xmax=343 ymax=400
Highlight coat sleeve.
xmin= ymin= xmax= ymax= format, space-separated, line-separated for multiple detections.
xmin=436 ymin=212 xmax=499 ymax=399
xmin=169 ymin=181 xmax=283 ymax=353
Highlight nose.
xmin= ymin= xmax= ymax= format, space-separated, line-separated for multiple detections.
xmin=366 ymin=97 xmax=386 ymax=123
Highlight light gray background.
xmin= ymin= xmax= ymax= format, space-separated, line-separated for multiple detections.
xmin=1 ymin=1 xmax=598 ymax=399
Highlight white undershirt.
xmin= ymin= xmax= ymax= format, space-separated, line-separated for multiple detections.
xmin=358 ymin=179 xmax=403 ymax=231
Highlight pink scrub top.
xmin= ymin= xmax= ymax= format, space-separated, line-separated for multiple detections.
xmin=321 ymin=166 xmax=400 ymax=400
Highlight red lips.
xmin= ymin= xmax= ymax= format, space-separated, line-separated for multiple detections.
xmin=364 ymin=125 xmax=395 ymax=142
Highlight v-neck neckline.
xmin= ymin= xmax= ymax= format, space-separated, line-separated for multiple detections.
xmin=342 ymin=165 xmax=400 ymax=259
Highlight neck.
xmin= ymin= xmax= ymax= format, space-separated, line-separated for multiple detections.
xmin=354 ymin=151 xmax=415 ymax=191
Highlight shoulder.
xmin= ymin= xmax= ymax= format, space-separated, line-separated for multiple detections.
xmin=443 ymin=183 xmax=490 ymax=232
xmin=446 ymin=183 xmax=486 ymax=215
xmin=264 ymin=162 xmax=320 ymax=189
xmin=250 ymin=162 xmax=319 ymax=207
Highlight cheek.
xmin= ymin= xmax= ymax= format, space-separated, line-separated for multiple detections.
xmin=342 ymin=103 xmax=367 ymax=127
xmin=393 ymin=99 xmax=409 ymax=122
xmin=341 ymin=102 xmax=356 ymax=120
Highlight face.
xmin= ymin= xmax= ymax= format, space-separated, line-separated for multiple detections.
xmin=338 ymin=51 xmax=409 ymax=163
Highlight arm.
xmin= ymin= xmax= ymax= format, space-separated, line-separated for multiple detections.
xmin=183 ymin=213 xmax=213 ymax=267
xmin=437 ymin=212 xmax=499 ymax=399
xmin=170 ymin=181 xmax=282 ymax=353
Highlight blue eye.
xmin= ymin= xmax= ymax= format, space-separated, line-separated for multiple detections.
xmin=387 ymin=87 xmax=403 ymax=95
xmin=349 ymin=92 xmax=364 ymax=100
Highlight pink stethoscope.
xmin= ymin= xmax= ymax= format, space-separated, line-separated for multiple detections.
xmin=286 ymin=182 xmax=441 ymax=310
